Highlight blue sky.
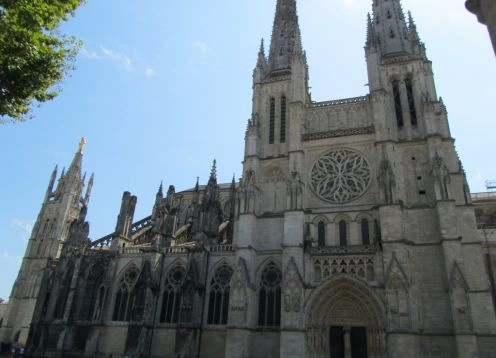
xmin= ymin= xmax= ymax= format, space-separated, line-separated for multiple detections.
xmin=0 ymin=0 xmax=494 ymax=300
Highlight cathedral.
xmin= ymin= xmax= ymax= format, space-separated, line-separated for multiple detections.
xmin=1 ymin=0 xmax=496 ymax=357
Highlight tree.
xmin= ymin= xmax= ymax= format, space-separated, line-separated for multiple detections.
xmin=0 ymin=0 xmax=85 ymax=122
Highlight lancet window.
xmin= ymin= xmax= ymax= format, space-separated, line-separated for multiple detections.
xmin=160 ymin=265 xmax=185 ymax=324
xmin=258 ymin=261 xmax=282 ymax=327
xmin=207 ymin=264 xmax=233 ymax=325
xmin=318 ymin=221 xmax=326 ymax=247
xmin=269 ymin=97 xmax=275 ymax=144
xmin=112 ymin=266 xmax=139 ymax=322
xmin=392 ymin=80 xmax=403 ymax=127
xmin=405 ymin=77 xmax=417 ymax=126
xmin=280 ymin=96 xmax=286 ymax=143
xmin=361 ymin=219 xmax=370 ymax=245
xmin=339 ymin=220 xmax=348 ymax=246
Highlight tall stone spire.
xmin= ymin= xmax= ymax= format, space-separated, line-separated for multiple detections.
xmin=268 ymin=0 xmax=303 ymax=75
xmin=65 ymin=137 xmax=86 ymax=181
xmin=370 ymin=0 xmax=411 ymax=58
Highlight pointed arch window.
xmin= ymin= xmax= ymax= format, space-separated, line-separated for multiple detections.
xmin=160 ymin=265 xmax=185 ymax=323
xmin=339 ymin=220 xmax=348 ymax=246
xmin=112 ymin=266 xmax=139 ymax=322
xmin=361 ymin=219 xmax=370 ymax=245
xmin=405 ymin=77 xmax=417 ymax=126
xmin=258 ymin=262 xmax=281 ymax=327
xmin=207 ymin=264 xmax=233 ymax=325
xmin=392 ymin=80 xmax=403 ymax=127
xmin=280 ymin=96 xmax=287 ymax=143
xmin=269 ymin=97 xmax=275 ymax=144
xmin=317 ymin=221 xmax=326 ymax=247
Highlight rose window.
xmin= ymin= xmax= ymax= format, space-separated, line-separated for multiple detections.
xmin=310 ymin=148 xmax=371 ymax=203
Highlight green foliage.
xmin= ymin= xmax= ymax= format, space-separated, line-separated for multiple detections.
xmin=0 ymin=0 xmax=84 ymax=122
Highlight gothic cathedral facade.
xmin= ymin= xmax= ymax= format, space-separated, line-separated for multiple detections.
xmin=2 ymin=0 xmax=496 ymax=357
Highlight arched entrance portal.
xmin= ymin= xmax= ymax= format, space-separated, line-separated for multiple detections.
xmin=306 ymin=277 xmax=386 ymax=358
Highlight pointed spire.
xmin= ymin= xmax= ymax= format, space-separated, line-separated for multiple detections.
xmin=209 ymin=159 xmax=217 ymax=182
xmin=268 ymin=0 xmax=303 ymax=74
xmin=157 ymin=181 xmax=163 ymax=197
xmin=84 ymin=173 xmax=94 ymax=205
xmin=370 ymin=0 xmax=411 ymax=58
xmin=192 ymin=177 xmax=200 ymax=204
xmin=256 ymin=38 xmax=267 ymax=69
xmin=66 ymin=137 xmax=85 ymax=180
xmin=44 ymin=165 xmax=58 ymax=202
xmin=365 ymin=12 xmax=375 ymax=48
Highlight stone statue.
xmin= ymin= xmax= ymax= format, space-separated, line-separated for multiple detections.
xmin=432 ymin=152 xmax=450 ymax=200
xmin=288 ymin=169 xmax=304 ymax=210
xmin=378 ymin=156 xmax=396 ymax=204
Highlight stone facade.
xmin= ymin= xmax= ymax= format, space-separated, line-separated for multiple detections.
xmin=1 ymin=0 xmax=496 ymax=357
xmin=466 ymin=0 xmax=496 ymax=55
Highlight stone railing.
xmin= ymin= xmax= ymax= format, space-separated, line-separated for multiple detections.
xmin=311 ymin=95 xmax=369 ymax=108
xmin=163 ymin=247 xmax=188 ymax=254
xmin=130 ymin=215 xmax=153 ymax=234
xmin=208 ymin=245 xmax=234 ymax=253
xmin=119 ymin=247 xmax=143 ymax=255
xmin=302 ymin=126 xmax=374 ymax=142
xmin=309 ymin=244 xmax=376 ymax=256
xmin=91 ymin=233 xmax=114 ymax=248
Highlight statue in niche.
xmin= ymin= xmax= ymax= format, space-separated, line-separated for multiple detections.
xmin=432 ymin=151 xmax=450 ymax=200
xmin=378 ymin=153 xmax=396 ymax=204
xmin=240 ymin=169 xmax=257 ymax=213
xmin=287 ymin=168 xmax=304 ymax=210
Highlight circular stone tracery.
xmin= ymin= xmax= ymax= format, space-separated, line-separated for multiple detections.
xmin=310 ymin=148 xmax=371 ymax=204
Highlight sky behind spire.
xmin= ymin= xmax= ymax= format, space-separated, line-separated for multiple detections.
xmin=0 ymin=0 xmax=494 ymax=300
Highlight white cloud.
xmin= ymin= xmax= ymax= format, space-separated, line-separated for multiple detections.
xmin=101 ymin=46 xmax=133 ymax=70
xmin=194 ymin=41 xmax=209 ymax=58
xmin=144 ymin=67 xmax=156 ymax=77
xmin=10 ymin=218 xmax=33 ymax=242
xmin=80 ymin=47 xmax=100 ymax=59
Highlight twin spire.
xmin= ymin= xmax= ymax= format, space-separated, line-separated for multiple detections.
xmin=257 ymin=0 xmax=304 ymax=78
xmin=366 ymin=0 xmax=425 ymax=59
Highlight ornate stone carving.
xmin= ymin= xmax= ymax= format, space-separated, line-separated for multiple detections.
xmin=310 ymin=149 xmax=371 ymax=203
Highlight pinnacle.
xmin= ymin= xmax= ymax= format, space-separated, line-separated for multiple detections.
xmin=210 ymin=159 xmax=217 ymax=181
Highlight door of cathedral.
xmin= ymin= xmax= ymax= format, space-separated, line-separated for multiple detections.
xmin=329 ymin=326 xmax=368 ymax=358
xmin=306 ymin=277 xmax=385 ymax=358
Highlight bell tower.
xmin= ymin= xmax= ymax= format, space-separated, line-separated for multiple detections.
xmin=241 ymin=0 xmax=310 ymax=217
xmin=0 ymin=139 xmax=92 ymax=346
